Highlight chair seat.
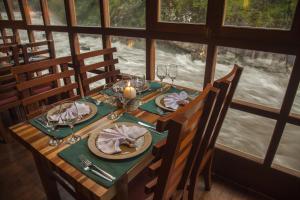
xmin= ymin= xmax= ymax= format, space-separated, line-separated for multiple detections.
xmin=128 ymin=169 xmax=152 ymax=200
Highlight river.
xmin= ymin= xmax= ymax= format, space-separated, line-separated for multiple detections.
xmin=17 ymin=12 xmax=300 ymax=172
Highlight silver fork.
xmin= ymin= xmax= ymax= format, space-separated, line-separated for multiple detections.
xmin=79 ymin=155 xmax=116 ymax=180
xmin=81 ymin=160 xmax=113 ymax=182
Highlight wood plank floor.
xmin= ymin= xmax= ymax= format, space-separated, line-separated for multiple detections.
xmin=0 ymin=136 xmax=272 ymax=200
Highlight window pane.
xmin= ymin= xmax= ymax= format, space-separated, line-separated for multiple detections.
xmin=291 ymin=87 xmax=300 ymax=114
xmin=111 ymin=36 xmax=146 ymax=74
xmin=224 ymin=0 xmax=299 ymax=29
xmin=217 ymin=109 xmax=276 ymax=159
xmin=33 ymin=31 xmax=46 ymax=42
xmin=156 ymin=40 xmax=206 ymax=90
xmin=12 ymin=0 xmax=22 ymax=20
xmin=0 ymin=0 xmax=8 ymax=20
xmin=273 ymin=123 xmax=300 ymax=172
xmin=78 ymin=34 xmax=102 ymax=53
xmin=215 ymin=46 xmax=295 ymax=108
xmin=110 ymin=0 xmax=145 ymax=28
xmin=28 ymin=0 xmax=43 ymax=25
xmin=18 ymin=29 xmax=29 ymax=43
xmin=48 ymin=0 xmax=67 ymax=25
xmin=75 ymin=0 xmax=100 ymax=26
xmin=52 ymin=32 xmax=70 ymax=57
xmin=160 ymin=0 xmax=207 ymax=24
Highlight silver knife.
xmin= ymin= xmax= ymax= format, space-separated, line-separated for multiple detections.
xmin=137 ymin=121 xmax=163 ymax=135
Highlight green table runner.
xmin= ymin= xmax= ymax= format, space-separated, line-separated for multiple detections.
xmin=102 ymin=81 xmax=162 ymax=98
xmin=58 ymin=113 xmax=167 ymax=188
xmin=139 ymin=87 xmax=184 ymax=115
xmin=29 ymin=102 xmax=118 ymax=139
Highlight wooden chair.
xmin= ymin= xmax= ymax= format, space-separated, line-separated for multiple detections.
xmin=11 ymin=56 xmax=79 ymax=119
xmin=76 ymin=48 xmax=120 ymax=96
xmin=187 ymin=65 xmax=243 ymax=200
xmin=21 ymin=40 xmax=55 ymax=64
xmin=0 ymin=44 xmax=19 ymax=65
xmin=128 ymin=84 xmax=219 ymax=200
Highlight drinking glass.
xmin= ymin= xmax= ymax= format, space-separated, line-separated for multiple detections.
xmin=41 ymin=104 xmax=63 ymax=146
xmin=61 ymin=101 xmax=81 ymax=144
xmin=156 ymin=64 xmax=168 ymax=91
xmin=168 ymin=64 xmax=178 ymax=87
xmin=133 ymin=73 xmax=146 ymax=105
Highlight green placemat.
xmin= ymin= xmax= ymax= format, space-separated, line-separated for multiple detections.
xmin=139 ymin=87 xmax=185 ymax=115
xmin=58 ymin=113 xmax=167 ymax=188
xmin=101 ymin=81 xmax=162 ymax=98
xmin=29 ymin=102 xmax=117 ymax=139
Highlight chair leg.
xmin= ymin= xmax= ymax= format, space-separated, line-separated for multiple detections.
xmin=0 ymin=115 xmax=10 ymax=143
xmin=203 ymin=154 xmax=213 ymax=191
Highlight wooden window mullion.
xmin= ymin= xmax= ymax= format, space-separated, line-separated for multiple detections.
xmin=3 ymin=0 xmax=20 ymax=43
xmin=39 ymin=0 xmax=53 ymax=42
xmin=264 ymin=52 xmax=300 ymax=167
xmin=18 ymin=0 xmax=35 ymax=43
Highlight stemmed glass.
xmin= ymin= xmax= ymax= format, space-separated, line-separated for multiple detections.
xmin=103 ymin=82 xmax=120 ymax=120
xmin=133 ymin=73 xmax=146 ymax=105
xmin=61 ymin=101 xmax=81 ymax=144
xmin=168 ymin=64 xmax=178 ymax=87
xmin=41 ymin=104 xmax=63 ymax=147
xmin=156 ymin=64 xmax=168 ymax=92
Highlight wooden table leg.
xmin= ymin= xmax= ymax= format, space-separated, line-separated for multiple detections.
xmin=113 ymin=174 xmax=129 ymax=200
xmin=32 ymin=153 xmax=61 ymax=200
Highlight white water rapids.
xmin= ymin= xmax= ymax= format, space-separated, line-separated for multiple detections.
xmin=16 ymin=12 xmax=300 ymax=172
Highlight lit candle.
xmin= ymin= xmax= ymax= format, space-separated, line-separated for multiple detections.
xmin=123 ymin=81 xmax=136 ymax=99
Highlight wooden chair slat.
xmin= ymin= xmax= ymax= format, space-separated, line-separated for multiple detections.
xmin=148 ymin=159 xmax=162 ymax=177
xmin=22 ymin=83 xmax=78 ymax=106
xmin=145 ymin=178 xmax=158 ymax=194
xmin=30 ymin=49 xmax=50 ymax=56
xmin=76 ymin=47 xmax=117 ymax=60
xmin=25 ymin=40 xmax=51 ymax=47
xmin=152 ymin=139 xmax=166 ymax=158
xmin=17 ymin=70 xmax=75 ymax=91
xmin=11 ymin=56 xmax=72 ymax=74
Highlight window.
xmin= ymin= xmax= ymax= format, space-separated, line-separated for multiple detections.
xmin=224 ymin=0 xmax=299 ymax=29
xmin=48 ymin=0 xmax=67 ymax=25
xmin=156 ymin=40 xmax=207 ymax=90
xmin=52 ymin=32 xmax=70 ymax=57
xmin=109 ymin=0 xmax=145 ymax=28
xmin=0 ymin=0 xmax=8 ymax=20
xmin=12 ymin=0 xmax=22 ymax=20
xmin=27 ymin=0 xmax=43 ymax=25
xmin=33 ymin=31 xmax=47 ymax=41
xmin=160 ymin=0 xmax=208 ymax=24
xmin=18 ymin=29 xmax=29 ymax=43
xmin=217 ymin=109 xmax=276 ymax=159
xmin=273 ymin=123 xmax=300 ymax=172
xmin=215 ymin=46 xmax=295 ymax=109
xmin=75 ymin=0 xmax=100 ymax=26
xmin=78 ymin=34 xmax=102 ymax=53
xmin=111 ymin=36 xmax=146 ymax=74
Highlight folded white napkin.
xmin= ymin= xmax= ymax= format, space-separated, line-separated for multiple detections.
xmin=96 ymin=124 xmax=148 ymax=154
xmin=48 ymin=102 xmax=91 ymax=122
xmin=163 ymin=91 xmax=189 ymax=110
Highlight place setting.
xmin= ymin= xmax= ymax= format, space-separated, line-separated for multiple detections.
xmin=29 ymin=98 xmax=118 ymax=146
xmin=139 ymin=64 xmax=199 ymax=116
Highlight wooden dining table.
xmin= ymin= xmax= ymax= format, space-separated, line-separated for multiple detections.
xmin=9 ymin=84 xmax=194 ymax=200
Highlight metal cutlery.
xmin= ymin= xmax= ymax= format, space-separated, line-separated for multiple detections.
xmin=81 ymin=160 xmax=113 ymax=182
xmin=79 ymin=155 xmax=116 ymax=180
xmin=85 ymin=97 xmax=102 ymax=106
xmin=156 ymin=107 xmax=170 ymax=116
xmin=137 ymin=121 xmax=163 ymax=135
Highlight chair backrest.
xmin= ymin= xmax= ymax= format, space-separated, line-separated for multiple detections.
xmin=146 ymin=85 xmax=219 ymax=200
xmin=76 ymin=48 xmax=120 ymax=96
xmin=197 ymin=64 xmax=243 ymax=159
xmin=11 ymin=56 xmax=79 ymax=119
xmin=21 ymin=40 xmax=55 ymax=64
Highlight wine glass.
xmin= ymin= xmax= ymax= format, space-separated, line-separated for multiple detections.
xmin=168 ymin=64 xmax=178 ymax=87
xmin=61 ymin=101 xmax=81 ymax=144
xmin=41 ymin=104 xmax=63 ymax=146
xmin=156 ymin=64 xmax=168 ymax=91
xmin=133 ymin=73 xmax=146 ymax=105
